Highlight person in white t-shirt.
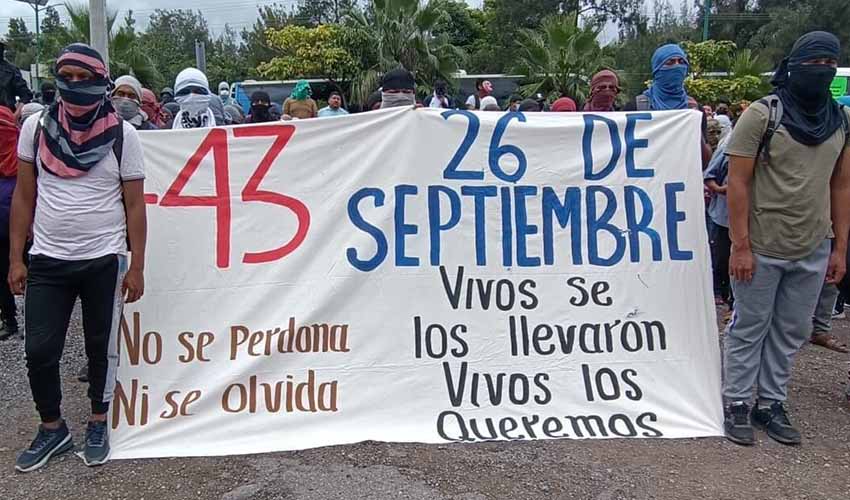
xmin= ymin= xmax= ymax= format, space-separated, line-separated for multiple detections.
xmin=10 ymin=44 xmax=147 ymax=473
xmin=465 ymin=78 xmax=493 ymax=110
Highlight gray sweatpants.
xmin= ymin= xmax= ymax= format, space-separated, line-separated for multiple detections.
xmin=723 ymin=240 xmax=830 ymax=403
xmin=811 ymin=282 xmax=839 ymax=336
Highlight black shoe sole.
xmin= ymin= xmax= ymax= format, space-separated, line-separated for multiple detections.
xmin=14 ymin=435 xmax=74 ymax=473
xmin=724 ymin=432 xmax=755 ymax=446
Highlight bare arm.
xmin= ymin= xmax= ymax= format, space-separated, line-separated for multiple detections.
xmin=705 ymin=179 xmax=727 ymax=194
xmin=8 ymin=160 xmax=36 ymax=294
xmin=122 ymin=179 xmax=147 ymax=302
xmin=727 ymin=154 xmax=757 ymax=281
xmin=827 ymin=148 xmax=850 ymax=284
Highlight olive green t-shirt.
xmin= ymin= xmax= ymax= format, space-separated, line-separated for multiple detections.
xmin=726 ymin=99 xmax=850 ymax=261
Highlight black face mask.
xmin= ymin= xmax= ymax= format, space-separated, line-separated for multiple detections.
xmin=788 ymin=64 xmax=837 ymax=103
xmin=251 ymin=103 xmax=271 ymax=122
xmin=42 ymin=91 xmax=56 ymax=104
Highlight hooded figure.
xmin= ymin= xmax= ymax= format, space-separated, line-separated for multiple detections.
xmin=247 ymin=91 xmax=273 ymax=123
xmin=172 ymin=68 xmax=216 ymax=129
xmin=380 ymin=67 xmax=416 ymax=109
xmin=224 ymin=104 xmax=245 ymax=125
xmin=160 ymin=87 xmax=174 ymax=104
xmin=162 ymin=101 xmax=180 ymax=129
xmin=112 ymin=75 xmax=155 ymax=130
xmin=38 ymin=43 xmax=122 ymax=178
xmin=584 ymin=70 xmax=620 ymax=112
xmin=218 ymin=82 xmax=232 ymax=106
xmin=40 ymin=81 xmax=57 ymax=106
xmin=141 ymin=88 xmax=164 ymax=128
xmin=551 ymin=97 xmax=577 ymax=112
xmin=283 ymin=80 xmax=318 ymax=119
xmin=771 ymin=31 xmax=844 ymax=145
xmin=643 ymin=44 xmax=691 ymax=110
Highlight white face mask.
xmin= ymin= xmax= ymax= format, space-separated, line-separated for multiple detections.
xmin=176 ymin=93 xmax=211 ymax=117
xmin=220 ymin=90 xmax=230 ymax=99
xmin=112 ymin=96 xmax=141 ymax=121
xmin=381 ymin=92 xmax=415 ymax=109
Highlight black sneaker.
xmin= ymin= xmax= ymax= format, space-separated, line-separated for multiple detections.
xmin=751 ymin=402 xmax=801 ymax=445
xmin=15 ymin=422 xmax=74 ymax=472
xmin=82 ymin=421 xmax=110 ymax=467
xmin=724 ymin=401 xmax=755 ymax=446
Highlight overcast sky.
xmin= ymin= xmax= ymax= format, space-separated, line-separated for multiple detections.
xmin=1 ymin=0 xmax=684 ymax=44
xmin=0 ymin=0 xmax=485 ymax=34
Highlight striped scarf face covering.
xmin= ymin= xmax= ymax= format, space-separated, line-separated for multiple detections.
xmin=38 ymin=43 xmax=120 ymax=178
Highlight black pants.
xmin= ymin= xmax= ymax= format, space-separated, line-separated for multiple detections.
xmin=711 ymin=224 xmax=733 ymax=305
xmin=25 ymin=254 xmax=125 ymax=422
xmin=0 ymin=237 xmax=17 ymax=328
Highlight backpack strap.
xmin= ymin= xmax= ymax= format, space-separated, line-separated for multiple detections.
xmin=635 ymin=94 xmax=651 ymax=111
xmin=839 ymin=104 xmax=849 ymax=148
xmin=756 ymin=96 xmax=782 ymax=162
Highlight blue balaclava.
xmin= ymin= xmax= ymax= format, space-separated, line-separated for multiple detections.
xmin=645 ymin=43 xmax=690 ymax=110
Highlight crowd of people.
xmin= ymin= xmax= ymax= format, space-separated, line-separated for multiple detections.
xmin=0 ymin=29 xmax=849 ymax=472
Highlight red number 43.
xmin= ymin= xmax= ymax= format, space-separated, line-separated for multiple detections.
xmin=158 ymin=125 xmax=310 ymax=268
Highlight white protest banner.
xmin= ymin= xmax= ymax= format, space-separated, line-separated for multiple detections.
xmin=111 ymin=107 xmax=723 ymax=459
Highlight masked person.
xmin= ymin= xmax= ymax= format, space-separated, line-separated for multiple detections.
xmin=283 ymin=80 xmax=318 ymax=120
xmin=172 ymin=68 xmax=215 ymax=129
xmin=424 ymin=80 xmax=454 ymax=109
xmin=140 ymin=88 xmax=164 ymax=129
xmin=381 ymin=67 xmax=416 ymax=109
xmin=218 ymin=82 xmax=232 ymax=106
xmin=18 ymin=102 xmax=44 ymax=127
xmin=11 ymin=43 xmax=147 ymax=471
xmin=39 ymin=81 xmax=57 ymax=106
xmin=507 ymin=95 xmax=522 ymax=112
xmin=159 ymin=87 xmax=174 ymax=105
xmin=161 ymin=102 xmax=179 ymax=129
xmin=723 ymin=31 xmax=850 ymax=447
xmin=627 ymin=43 xmax=712 ymax=167
xmin=318 ymin=91 xmax=349 ymax=118
xmin=246 ymin=91 xmax=274 ymax=123
xmin=224 ymin=104 xmax=244 ymax=125
xmin=0 ymin=40 xmax=32 ymax=112
xmin=551 ymin=97 xmax=577 ymax=112
xmin=112 ymin=75 xmax=156 ymax=130
xmin=584 ymin=70 xmax=620 ymax=112
xmin=466 ymin=78 xmax=493 ymax=110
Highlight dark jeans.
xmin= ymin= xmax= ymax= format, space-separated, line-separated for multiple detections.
xmin=25 ymin=254 xmax=125 ymax=422
xmin=711 ymin=224 xmax=733 ymax=306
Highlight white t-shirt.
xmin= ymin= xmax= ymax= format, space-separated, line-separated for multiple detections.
xmin=465 ymin=94 xmax=480 ymax=109
xmin=17 ymin=114 xmax=146 ymax=260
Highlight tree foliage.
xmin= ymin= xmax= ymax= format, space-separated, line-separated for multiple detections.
xmin=682 ymin=40 xmax=766 ymax=104
xmin=513 ymin=13 xmax=613 ymax=102
xmin=3 ymin=18 xmax=35 ymax=69
xmin=259 ymin=24 xmax=367 ymax=89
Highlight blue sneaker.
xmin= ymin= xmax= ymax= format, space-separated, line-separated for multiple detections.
xmin=82 ymin=421 xmax=110 ymax=467
xmin=15 ymin=422 xmax=73 ymax=472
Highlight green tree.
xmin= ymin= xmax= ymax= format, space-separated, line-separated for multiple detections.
xmin=139 ymin=9 xmax=211 ymax=89
xmin=3 ymin=18 xmax=35 ymax=69
xmin=63 ymin=4 xmax=163 ymax=87
xmin=40 ymin=7 xmax=71 ymax=64
xmin=681 ymin=40 xmax=765 ymax=104
xmin=295 ymin=0 xmax=357 ymax=25
xmin=748 ymin=0 xmax=850 ymax=66
xmin=346 ymin=0 xmax=463 ymax=104
xmin=612 ymin=0 xmax=699 ymax=97
xmin=239 ymin=4 xmax=298 ymax=78
xmin=206 ymin=27 xmax=253 ymax=88
xmin=513 ymin=13 xmax=613 ymax=102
